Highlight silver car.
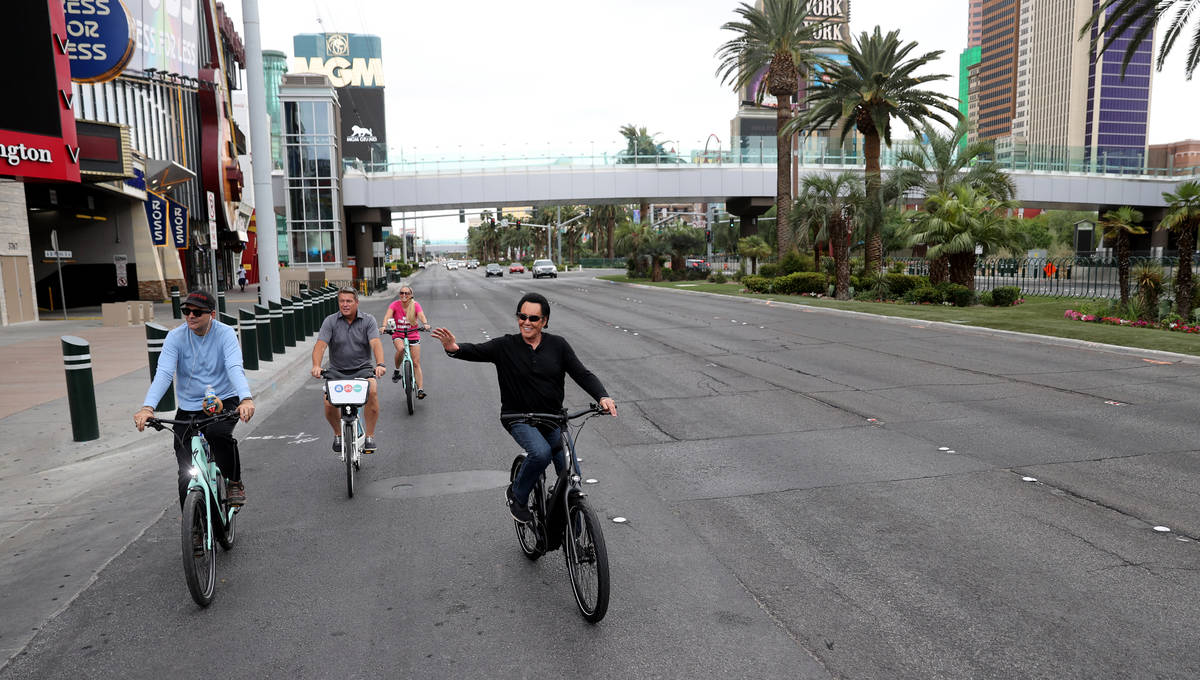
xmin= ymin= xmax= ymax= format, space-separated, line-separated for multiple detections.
xmin=531 ymin=259 xmax=558 ymax=279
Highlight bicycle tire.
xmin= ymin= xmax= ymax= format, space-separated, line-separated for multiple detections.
xmin=181 ymin=490 xmax=216 ymax=606
xmin=564 ymin=496 xmax=610 ymax=623
xmin=215 ymin=476 xmax=236 ymax=550
xmin=404 ymin=362 xmax=414 ymax=415
xmin=344 ymin=420 xmax=356 ymax=498
xmin=509 ymin=455 xmax=542 ymax=560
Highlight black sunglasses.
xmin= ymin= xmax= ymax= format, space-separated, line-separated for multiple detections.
xmin=515 ymin=313 xmax=543 ymax=323
xmin=181 ymin=307 xmax=209 ymax=317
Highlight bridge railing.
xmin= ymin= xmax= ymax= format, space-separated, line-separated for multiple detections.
xmin=344 ymin=137 xmax=1200 ymax=179
xmin=892 ymin=256 xmax=1193 ymax=299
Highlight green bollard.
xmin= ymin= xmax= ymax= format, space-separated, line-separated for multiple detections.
xmin=144 ymin=323 xmax=175 ymax=412
xmin=170 ymin=286 xmax=181 ymax=319
xmin=305 ymin=290 xmax=318 ymax=334
xmin=298 ymin=291 xmax=310 ymax=336
xmin=254 ymin=303 xmax=273 ymax=363
xmin=218 ymin=290 xmax=227 ymax=313
xmin=61 ymin=336 xmax=99 ymax=442
xmin=269 ymin=300 xmax=285 ymax=354
xmin=238 ymin=308 xmax=259 ymax=371
xmin=281 ymin=299 xmax=296 ymax=347
xmin=290 ymin=295 xmax=305 ymax=339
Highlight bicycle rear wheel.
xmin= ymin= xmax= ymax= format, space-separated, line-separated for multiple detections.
xmin=181 ymin=490 xmax=216 ymax=606
xmin=403 ymin=361 xmax=414 ymax=415
xmin=564 ymin=495 xmax=609 ymax=622
xmin=343 ymin=421 xmax=356 ymax=498
xmin=215 ymin=476 xmax=236 ymax=550
xmin=510 ymin=455 xmax=542 ymax=561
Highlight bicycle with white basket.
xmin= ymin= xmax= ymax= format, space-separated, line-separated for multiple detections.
xmin=321 ymin=369 xmax=369 ymax=497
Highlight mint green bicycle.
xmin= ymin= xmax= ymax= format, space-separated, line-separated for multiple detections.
xmin=146 ymin=410 xmax=240 ymax=606
xmin=388 ymin=322 xmax=426 ymax=415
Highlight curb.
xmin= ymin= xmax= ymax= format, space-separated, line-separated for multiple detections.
xmin=599 ymin=277 xmax=1200 ymax=366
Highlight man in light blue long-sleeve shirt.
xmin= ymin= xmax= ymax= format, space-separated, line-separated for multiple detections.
xmin=134 ymin=289 xmax=255 ymax=507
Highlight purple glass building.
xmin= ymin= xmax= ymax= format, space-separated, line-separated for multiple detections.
xmin=1085 ymin=1 xmax=1154 ymax=169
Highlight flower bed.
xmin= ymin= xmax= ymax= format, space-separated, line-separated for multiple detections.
xmin=1064 ymin=309 xmax=1200 ymax=333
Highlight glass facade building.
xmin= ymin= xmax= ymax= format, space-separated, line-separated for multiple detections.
xmin=1084 ymin=1 xmax=1153 ymax=168
xmin=280 ymin=75 xmax=342 ymax=267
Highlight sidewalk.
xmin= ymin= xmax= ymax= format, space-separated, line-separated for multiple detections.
xmin=0 ymin=283 xmax=394 ymax=666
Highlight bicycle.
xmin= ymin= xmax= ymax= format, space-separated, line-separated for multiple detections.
xmin=502 ymin=404 xmax=611 ymax=622
xmin=322 ymin=369 xmax=369 ymax=498
xmin=386 ymin=320 xmax=426 ymax=416
xmin=144 ymin=410 xmax=241 ymax=607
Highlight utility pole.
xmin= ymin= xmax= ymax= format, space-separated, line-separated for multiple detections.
xmin=242 ymin=0 xmax=281 ymax=303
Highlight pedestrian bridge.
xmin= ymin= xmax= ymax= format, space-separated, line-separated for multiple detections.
xmin=341 ymin=140 xmax=1196 ymax=213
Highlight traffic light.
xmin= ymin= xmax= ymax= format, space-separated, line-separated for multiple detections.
xmin=515 ymin=219 xmax=521 ymax=227
xmin=705 ymin=229 xmax=712 ymax=243
xmin=459 ymin=209 xmax=465 ymax=223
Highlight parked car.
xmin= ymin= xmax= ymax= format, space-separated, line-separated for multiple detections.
xmin=531 ymin=259 xmax=558 ymax=279
xmin=418 ymin=261 xmax=427 ymax=269
xmin=684 ymin=258 xmax=708 ymax=270
xmin=509 ymin=262 xmax=526 ymax=273
xmin=485 ymin=263 xmax=503 ymax=277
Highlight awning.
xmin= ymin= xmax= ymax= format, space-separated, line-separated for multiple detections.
xmin=144 ymin=158 xmax=196 ymax=192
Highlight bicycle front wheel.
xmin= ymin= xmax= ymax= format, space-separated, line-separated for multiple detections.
xmin=181 ymin=490 xmax=216 ymax=606
xmin=343 ymin=421 xmax=356 ymax=498
xmin=565 ymin=495 xmax=610 ymax=623
xmin=403 ymin=362 xmax=414 ymax=415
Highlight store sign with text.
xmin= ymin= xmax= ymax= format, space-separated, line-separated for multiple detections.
xmin=168 ymin=196 xmax=188 ymax=249
xmin=62 ymin=0 xmax=136 ymax=83
xmin=145 ymin=191 xmax=168 ymax=245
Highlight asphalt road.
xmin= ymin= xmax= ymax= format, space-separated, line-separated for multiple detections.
xmin=5 ymin=265 xmax=1200 ymax=679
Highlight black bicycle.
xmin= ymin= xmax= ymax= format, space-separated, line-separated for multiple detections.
xmin=503 ymin=404 xmax=611 ymax=622
xmin=144 ymin=410 xmax=241 ymax=606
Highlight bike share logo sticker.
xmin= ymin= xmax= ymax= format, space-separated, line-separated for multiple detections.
xmin=346 ymin=125 xmax=377 ymax=143
xmin=334 ymin=383 xmax=362 ymax=393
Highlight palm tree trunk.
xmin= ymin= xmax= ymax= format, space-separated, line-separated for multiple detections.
xmin=776 ymin=104 xmax=792 ymax=254
xmin=949 ymin=253 xmax=975 ymax=289
xmin=640 ymin=201 xmax=650 ymax=227
xmin=1176 ymin=223 xmax=1196 ymax=319
xmin=1117 ymin=231 xmax=1131 ymax=306
xmin=863 ymin=130 xmax=882 ymax=275
xmin=834 ymin=218 xmax=851 ymax=299
xmin=651 ymin=257 xmax=663 ymax=282
xmin=606 ymin=215 xmax=615 ymax=259
xmin=929 ymin=255 xmax=949 ymax=285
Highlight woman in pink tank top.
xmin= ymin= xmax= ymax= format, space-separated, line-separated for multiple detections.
xmin=381 ymin=286 xmax=430 ymax=398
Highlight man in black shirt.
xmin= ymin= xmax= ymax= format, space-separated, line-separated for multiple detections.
xmin=431 ymin=292 xmax=616 ymax=522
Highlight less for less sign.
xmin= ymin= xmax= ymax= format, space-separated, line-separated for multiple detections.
xmin=63 ymin=0 xmax=136 ymax=83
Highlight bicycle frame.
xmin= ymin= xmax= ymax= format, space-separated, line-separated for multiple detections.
xmin=508 ymin=407 xmax=599 ymax=551
xmin=188 ymin=431 xmax=232 ymax=553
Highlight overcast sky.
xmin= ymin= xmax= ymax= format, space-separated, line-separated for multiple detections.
xmin=226 ymin=0 xmax=1197 ymax=241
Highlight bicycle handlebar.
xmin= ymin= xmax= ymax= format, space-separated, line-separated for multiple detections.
xmin=145 ymin=409 xmax=239 ymax=432
xmin=500 ymin=404 xmax=606 ymax=425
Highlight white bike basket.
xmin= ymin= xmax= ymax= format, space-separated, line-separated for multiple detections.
xmin=326 ymin=379 xmax=370 ymax=406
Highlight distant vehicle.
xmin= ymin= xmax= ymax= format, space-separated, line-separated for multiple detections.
xmin=466 ymin=260 xmax=478 ymax=269
xmin=446 ymin=261 xmax=459 ymax=270
xmin=531 ymin=259 xmax=558 ymax=279
xmin=485 ymin=263 xmax=503 ymax=277
xmin=418 ymin=261 xmax=427 ymax=269
xmin=509 ymin=263 xmax=525 ymax=274
xmin=684 ymin=258 xmax=709 ymax=270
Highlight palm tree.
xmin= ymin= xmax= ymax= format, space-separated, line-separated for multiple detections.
xmin=900 ymin=184 xmax=1024 ymax=289
xmin=893 ymin=122 xmax=1016 ymax=200
xmin=665 ymin=224 xmax=705 ymax=272
xmin=785 ymin=27 xmax=960 ymax=276
xmin=738 ymin=235 xmax=773 ymax=275
xmin=716 ymin=0 xmax=826 ymax=254
xmin=1080 ymin=0 xmax=1200 ymax=79
xmin=1098 ymin=206 xmax=1147 ymax=306
xmin=795 ymin=172 xmax=864 ymax=299
xmin=619 ymin=125 xmax=676 ymax=228
xmin=589 ymin=204 xmax=622 ymax=259
xmin=1159 ymin=180 xmax=1200 ymax=318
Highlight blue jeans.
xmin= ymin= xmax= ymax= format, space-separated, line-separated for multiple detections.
xmin=508 ymin=422 xmax=566 ymax=505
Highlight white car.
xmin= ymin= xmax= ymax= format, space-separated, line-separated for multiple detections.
xmin=445 ymin=261 xmax=459 ymax=270
xmin=531 ymin=259 xmax=558 ymax=279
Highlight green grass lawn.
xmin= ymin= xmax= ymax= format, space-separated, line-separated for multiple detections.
xmin=597 ymin=275 xmax=1200 ymax=357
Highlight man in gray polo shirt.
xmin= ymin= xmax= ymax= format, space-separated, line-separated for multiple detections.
xmin=312 ymin=287 xmax=386 ymax=453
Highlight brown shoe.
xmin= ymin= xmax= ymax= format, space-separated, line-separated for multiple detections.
xmin=226 ymin=480 xmax=246 ymax=506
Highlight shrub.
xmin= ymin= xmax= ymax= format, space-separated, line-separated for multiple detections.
xmin=883 ymin=273 xmax=924 ymax=298
xmin=742 ymin=275 xmax=770 ymax=293
xmin=887 ymin=260 xmax=907 ymax=274
xmin=758 ymin=263 xmax=780 ymax=278
xmin=820 ymin=256 xmax=835 ymax=276
xmin=708 ymin=271 xmax=727 ymax=284
xmin=903 ymin=285 xmax=943 ymax=304
xmin=942 ymin=283 xmax=975 ymax=307
xmin=778 ymin=250 xmax=813 ymax=275
xmin=990 ymin=286 xmax=1021 ymax=306
xmin=773 ymin=271 xmax=827 ymax=294
xmin=978 ymin=290 xmax=993 ymax=306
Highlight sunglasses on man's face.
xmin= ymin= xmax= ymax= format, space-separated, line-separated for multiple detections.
xmin=182 ymin=307 xmax=209 ymax=317
xmin=515 ymin=313 xmax=543 ymax=323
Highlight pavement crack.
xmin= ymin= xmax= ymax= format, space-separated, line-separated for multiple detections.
xmin=628 ymin=401 xmax=681 ymax=442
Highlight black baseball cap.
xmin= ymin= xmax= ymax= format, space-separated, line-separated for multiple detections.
xmin=182 ymin=289 xmax=216 ymax=311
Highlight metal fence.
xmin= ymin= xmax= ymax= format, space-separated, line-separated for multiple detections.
xmin=892 ymin=256 xmax=1191 ymax=299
